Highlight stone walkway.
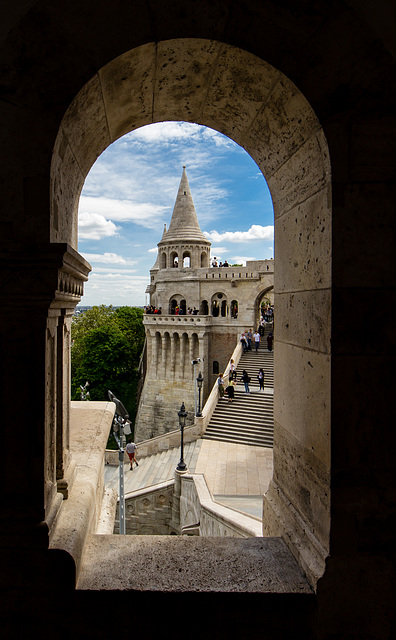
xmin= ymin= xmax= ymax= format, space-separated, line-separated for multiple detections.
xmin=105 ymin=439 xmax=273 ymax=522
xmin=194 ymin=439 xmax=273 ymax=519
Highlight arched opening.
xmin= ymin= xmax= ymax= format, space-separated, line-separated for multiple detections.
xmin=52 ymin=38 xmax=331 ymax=586
xmin=231 ymin=300 xmax=238 ymax=319
xmin=180 ymin=299 xmax=187 ymax=315
xmin=221 ymin=300 xmax=227 ymax=317
xmin=200 ymin=300 xmax=209 ymax=315
xmin=160 ymin=252 xmax=167 ymax=269
xmin=182 ymin=252 xmax=191 ymax=268
xmin=201 ymin=251 xmax=208 ymax=268
xmin=170 ymin=252 xmax=179 ymax=268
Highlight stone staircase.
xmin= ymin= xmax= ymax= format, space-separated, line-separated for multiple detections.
xmin=105 ymin=439 xmax=202 ymax=494
xmin=203 ymin=337 xmax=274 ymax=448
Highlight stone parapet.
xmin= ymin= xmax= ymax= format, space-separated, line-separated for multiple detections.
xmin=49 ymin=401 xmax=115 ymax=580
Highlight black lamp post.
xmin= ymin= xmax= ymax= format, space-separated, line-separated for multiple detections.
xmin=176 ymin=402 xmax=188 ymax=472
xmin=196 ymin=372 xmax=203 ymax=417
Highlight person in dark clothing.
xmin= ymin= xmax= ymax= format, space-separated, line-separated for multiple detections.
xmin=225 ymin=379 xmax=235 ymax=402
xmin=267 ymin=332 xmax=273 ymax=352
xmin=241 ymin=370 xmax=251 ymax=393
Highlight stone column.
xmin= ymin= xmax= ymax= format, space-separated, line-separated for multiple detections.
xmin=0 ymin=243 xmax=90 ymax=550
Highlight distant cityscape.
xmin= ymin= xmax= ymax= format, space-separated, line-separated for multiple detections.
xmin=74 ymin=305 xmax=144 ymax=315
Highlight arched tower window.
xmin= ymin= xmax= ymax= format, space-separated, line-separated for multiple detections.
xmin=231 ymin=300 xmax=238 ymax=319
xmin=200 ymin=300 xmax=209 ymax=315
xmin=201 ymin=251 xmax=209 ymax=268
xmin=160 ymin=252 xmax=167 ymax=269
xmin=170 ymin=251 xmax=178 ymax=268
xmin=213 ymin=361 xmax=219 ymax=375
xmin=182 ymin=252 xmax=191 ymax=268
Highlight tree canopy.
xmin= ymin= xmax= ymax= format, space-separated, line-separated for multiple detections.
xmin=71 ymin=305 xmax=145 ymax=423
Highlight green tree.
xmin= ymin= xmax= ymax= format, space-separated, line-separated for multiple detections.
xmin=71 ymin=306 xmax=145 ymax=431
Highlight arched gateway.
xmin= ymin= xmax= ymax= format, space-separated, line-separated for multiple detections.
xmin=2 ymin=4 xmax=395 ymax=639
xmin=52 ymin=40 xmax=331 ymax=587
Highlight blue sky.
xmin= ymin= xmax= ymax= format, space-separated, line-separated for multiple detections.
xmin=78 ymin=121 xmax=274 ymax=307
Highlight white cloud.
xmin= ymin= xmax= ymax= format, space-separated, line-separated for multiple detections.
xmin=81 ymin=252 xmax=137 ymax=266
xmin=203 ymin=224 xmax=274 ymax=243
xmin=78 ymin=211 xmax=119 ymax=240
xmin=124 ymin=122 xmax=231 ymax=148
xmin=79 ymin=196 xmax=167 ymax=229
xmin=148 ymin=247 xmax=158 ymax=253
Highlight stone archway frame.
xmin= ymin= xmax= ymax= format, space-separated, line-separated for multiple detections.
xmin=52 ymin=39 xmax=331 ymax=587
xmin=254 ymin=285 xmax=274 ymax=327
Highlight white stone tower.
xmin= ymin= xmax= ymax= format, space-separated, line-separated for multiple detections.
xmin=135 ymin=167 xmax=274 ymax=442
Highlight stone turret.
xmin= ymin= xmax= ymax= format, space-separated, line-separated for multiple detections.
xmin=156 ymin=166 xmax=211 ymax=270
xmin=135 ymin=167 xmax=274 ymax=442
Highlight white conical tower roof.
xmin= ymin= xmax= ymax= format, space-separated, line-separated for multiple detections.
xmin=159 ymin=167 xmax=210 ymax=246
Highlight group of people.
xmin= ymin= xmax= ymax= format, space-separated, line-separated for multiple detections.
xmin=240 ymin=329 xmax=262 ymax=353
xmin=211 ymin=257 xmax=230 ymax=267
xmin=217 ymin=360 xmax=266 ymax=401
xmin=144 ymin=305 xmax=162 ymax=314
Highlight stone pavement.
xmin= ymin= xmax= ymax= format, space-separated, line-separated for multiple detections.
xmin=194 ymin=439 xmax=273 ymax=519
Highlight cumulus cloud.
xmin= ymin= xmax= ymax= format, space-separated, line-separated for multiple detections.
xmin=125 ymin=121 xmax=231 ymax=148
xmin=203 ymin=225 xmax=274 ymax=243
xmin=79 ymin=196 xmax=167 ymax=229
xmin=81 ymin=252 xmax=137 ymax=266
xmin=78 ymin=211 xmax=119 ymax=240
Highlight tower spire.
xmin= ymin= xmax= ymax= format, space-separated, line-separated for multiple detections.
xmin=160 ymin=166 xmax=210 ymax=245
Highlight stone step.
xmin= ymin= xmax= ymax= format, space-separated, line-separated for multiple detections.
xmin=204 ymin=344 xmax=274 ymax=448
xmin=105 ymin=439 xmax=202 ymax=495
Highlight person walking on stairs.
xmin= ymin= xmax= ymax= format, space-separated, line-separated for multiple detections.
xmin=126 ymin=441 xmax=139 ymax=470
xmin=229 ymin=359 xmax=236 ymax=383
xmin=253 ymin=330 xmax=261 ymax=352
xmin=257 ymin=368 xmax=265 ymax=391
xmin=217 ymin=373 xmax=225 ymax=398
xmin=241 ymin=369 xmax=251 ymax=393
xmin=225 ymin=378 xmax=235 ymax=402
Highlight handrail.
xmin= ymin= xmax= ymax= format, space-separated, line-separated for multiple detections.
xmin=198 ymin=338 xmax=243 ymax=433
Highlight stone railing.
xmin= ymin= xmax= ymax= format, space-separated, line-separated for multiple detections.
xmin=180 ymin=474 xmax=262 ymax=537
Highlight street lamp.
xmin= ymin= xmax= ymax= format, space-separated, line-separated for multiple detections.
xmin=176 ymin=402 xmax=188 ymax=472
xmin=196 ymin=372 xmax=203 ymax=417
xmin=108 ymin=389 xmax=130 ymax=535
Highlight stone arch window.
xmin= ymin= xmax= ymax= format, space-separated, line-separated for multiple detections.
xmin=212 ymin=293 xmax=227 ymax=317
xmin=170 ymin=251 xmax=179 ymax=268
xmin=213 ymin=360 xmax=219 ymax=375
xmin=169 ymin=298 xmax=178 ymax=314
xmin=52 ymin=37 xmax=332 ymax=589
xmin=212 ymin=300 xmax=219 ymax=317
xmin=182 ymin=251 xmax=191 ymax=268
xmin=180 ymin=299 xmax=187 ymax=315
xmin=160 ymin=252 xmax=167 ymax=269
xmin=201 ymin=251 xmax=209 ymax=268
xmin=200 ymin=300 xmax=209 ymax=315
xmin=231 ymin=300 xmax=238 ymax=319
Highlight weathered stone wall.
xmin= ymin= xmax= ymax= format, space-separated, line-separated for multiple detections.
xmin=114 ymin=482 xmax=175 ymax=535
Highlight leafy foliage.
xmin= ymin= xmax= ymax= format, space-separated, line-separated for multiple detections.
xmin=71 ymin=305 xmax=145 ymax=426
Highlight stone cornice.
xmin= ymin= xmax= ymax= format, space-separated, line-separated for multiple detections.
xmin=0 ymin=243 xmax=91 ymax=311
